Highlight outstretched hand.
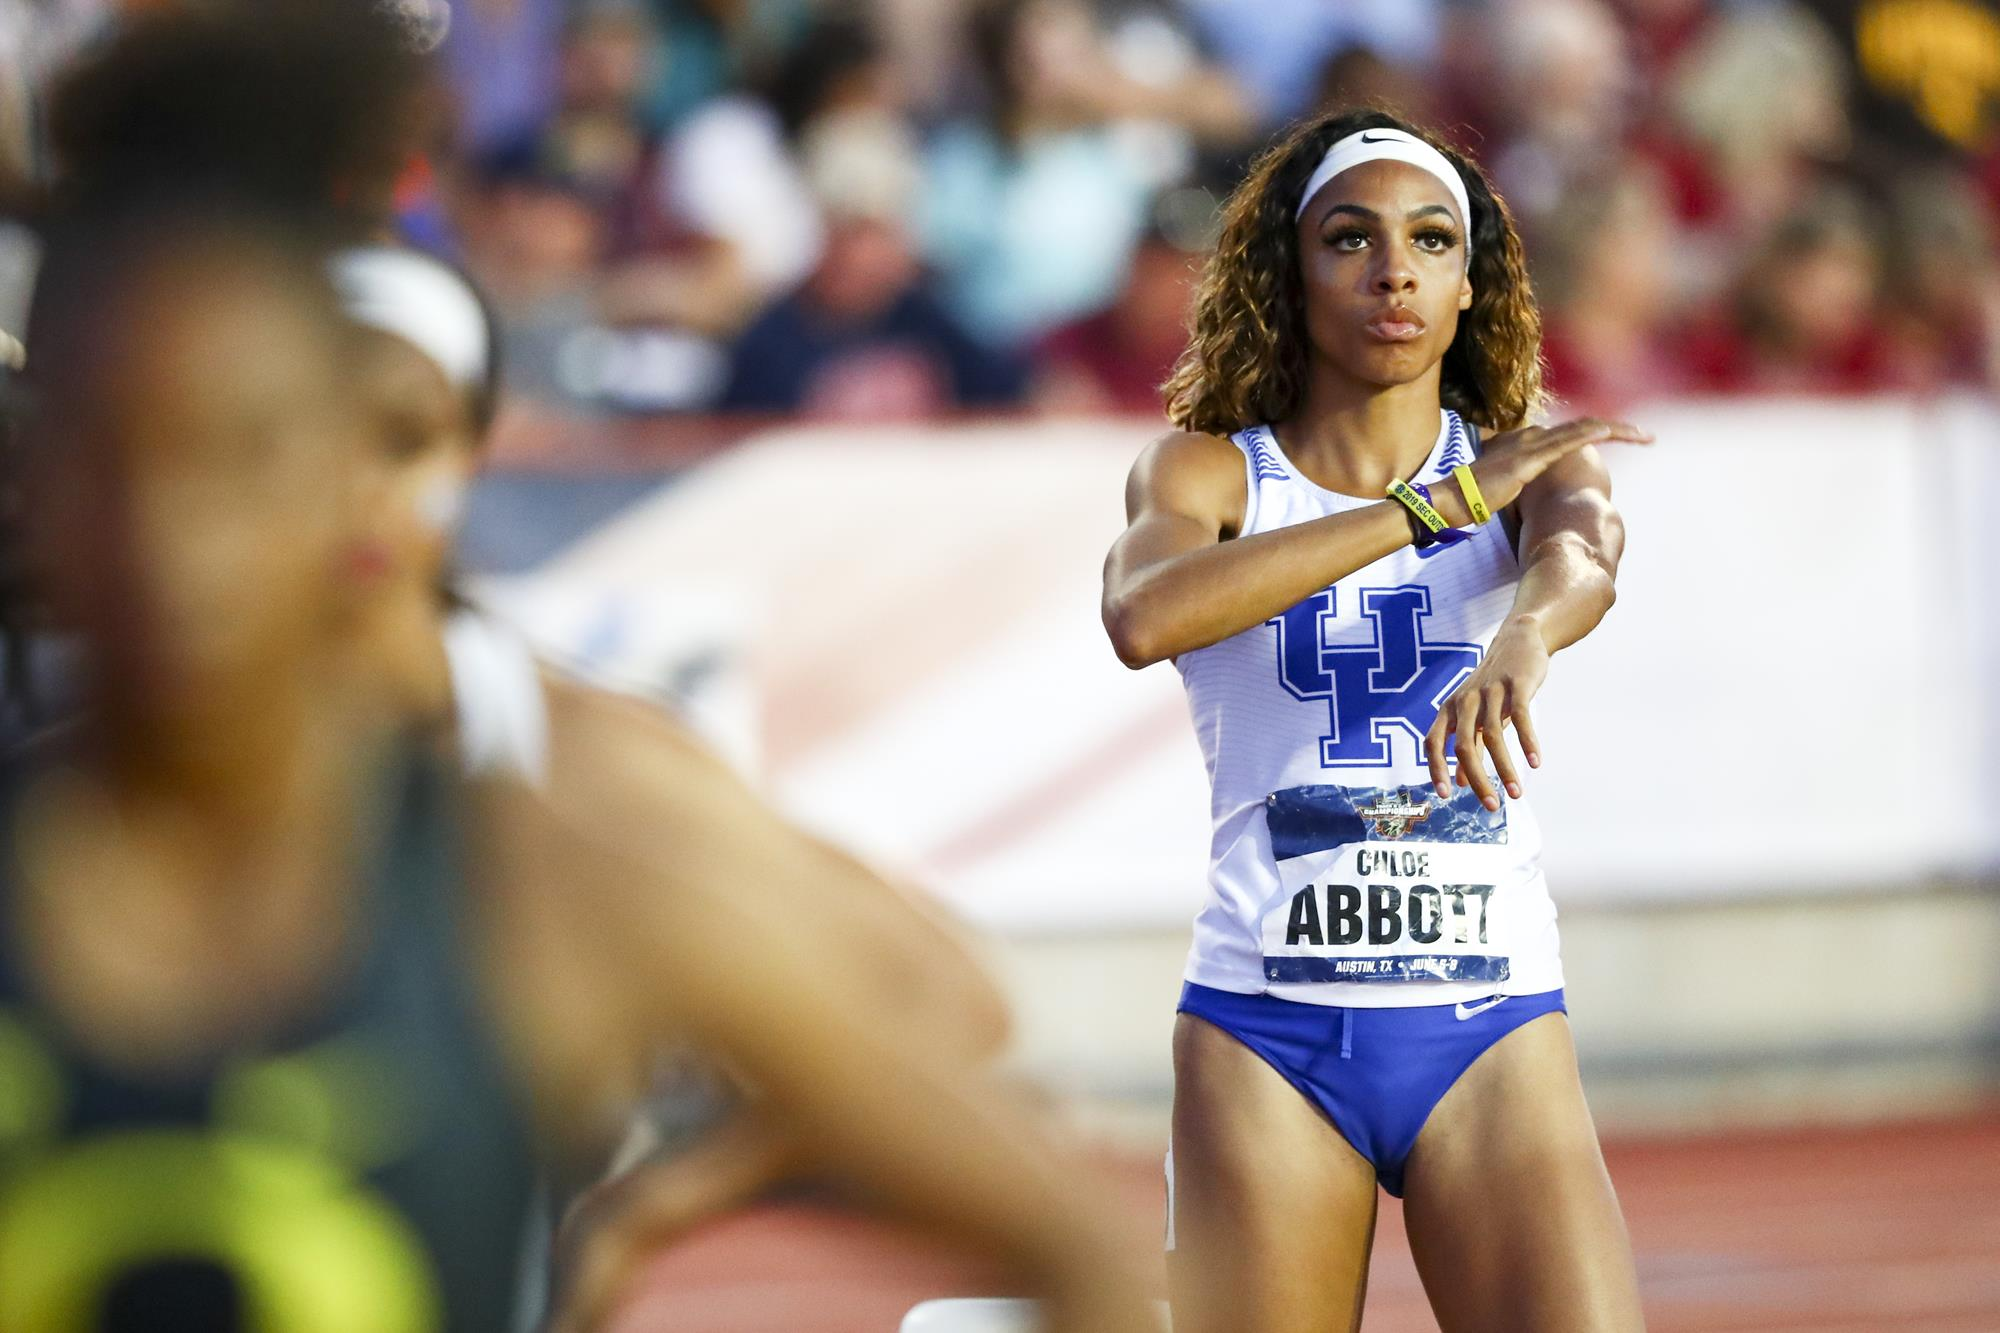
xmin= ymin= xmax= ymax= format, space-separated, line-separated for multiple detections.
xmin=1425 ymin=617 xmax=1548 ymax=812
xmin=1447 ymin=417 xmax=1652 ymax=523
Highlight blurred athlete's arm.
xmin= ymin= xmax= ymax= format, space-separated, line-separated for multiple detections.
xmin=476 ymin=761 xmax=1156 ymax=1333
xmin=1102 ymin=420 xmax=1644 ymax=669
xmin=516 ymin=680 xmax=1014 ymax=1329
xmin=540 ymin=678 xmax=1012 ymax=1061
xmin=547 ymin=1111 xmax=799 ymax=1324
xmin=1423 ymin=441 xmax=1631 ymax=811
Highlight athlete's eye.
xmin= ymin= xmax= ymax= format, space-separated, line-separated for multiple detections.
xmin=1414 ymin=228 xmax=1458 ymax=252
xmin=1326 ymin=229 xmax=1370 ymax=251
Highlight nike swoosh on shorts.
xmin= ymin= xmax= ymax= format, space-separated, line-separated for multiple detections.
xmin=1454 ymin=995 xmax=1508 ymax=1020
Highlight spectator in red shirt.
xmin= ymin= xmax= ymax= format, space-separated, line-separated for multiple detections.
xmin=1032 ymin=205 xmax=1204 ymax=417
xmin=1473 ymin=0 xmax=1635 ymax=238
xmin=1877 ymin=167 xmax=2000 ymax=391
xmin=1536 ymin=160 xmax=1692 ymax=414
xmin=1661 ymin=7 xmax=1852 ymax=257
xmin=1681 ymin=188 xmax=1893 ymax=394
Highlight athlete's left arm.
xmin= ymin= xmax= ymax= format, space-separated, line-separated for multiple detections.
xmin=1423 ymin=446 xmax=1625 ymax=813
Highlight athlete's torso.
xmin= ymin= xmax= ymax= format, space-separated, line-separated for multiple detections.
xmin=0 ymin=749 xmax=538 ymax=1333
xmin=1175 ymin=410 xmax=1563 ymax=1007
xmin=442 ymin=606 xmax=748 ymax=1330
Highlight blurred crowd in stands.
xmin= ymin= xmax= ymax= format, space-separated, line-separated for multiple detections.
xmin=2 ymin=0 xmax=1998 ymax=420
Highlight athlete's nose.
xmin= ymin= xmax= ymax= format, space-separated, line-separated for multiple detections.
xmin=1374 ymin=251 xmax=1418 ymax=294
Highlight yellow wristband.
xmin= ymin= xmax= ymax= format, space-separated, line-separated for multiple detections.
xmin=1452 ymin=464 xmax=1491 ymax=525
xmin=1385 ymin=478 xmax=1449 ymax=533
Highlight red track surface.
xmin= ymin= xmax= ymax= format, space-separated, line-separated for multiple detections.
xmin=607 ymin=1113 xmax=2000 ymax=1332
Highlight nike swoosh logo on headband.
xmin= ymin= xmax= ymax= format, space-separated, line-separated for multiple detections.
xmin=1358 ymin=133 xmax=1399 ymax=143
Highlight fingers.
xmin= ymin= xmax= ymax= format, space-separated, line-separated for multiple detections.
xmin=1486 ymin=417 xmax=1652 ymax=505
xmin=1477 ymin=687 xmax=1522 ymax=801
xmin=1425 ymin=707 xmax=1454 ymax=799
xmin=1447 ymin=692 xmax=1500 ymax=811
xmin=1492 ymin=416 xmax=1653 ymax=468
xmin=1544 ymin=416 xmax=1654 ymax=452
xmin=1481 ymin=417 xmax=1652 ymax=510
xmin=1512 ymin=698 xmax=1542 ymax=769
xmin=1600 ymin=417 xmax=1655 ymax=444
xmin=1432 ymin=680 xmax=1541 ymax=809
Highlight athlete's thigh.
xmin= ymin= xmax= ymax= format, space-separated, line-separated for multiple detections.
xmin=1169 ymin=1012 xmax=1380 ymax=1333
xmin=1400 ymin=1012 xmax=1644 ymax=1333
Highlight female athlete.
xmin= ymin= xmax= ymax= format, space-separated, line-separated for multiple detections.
xmin=1102 ymin=107 xmax=1651 ymax=1331
xmin=5 ymin=81 xmax=1154 ymax=1333
xmin=329 ymin=244 xmax=1020 ymax=1321
xmin=334 ymin=245 xmax=1006 ymax=1064
xmin=42 ymin=13 xmax=1092 ymax=1322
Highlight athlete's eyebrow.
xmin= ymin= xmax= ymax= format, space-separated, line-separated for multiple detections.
xmin=1319 ymin=203 xmax=1459 ymax=226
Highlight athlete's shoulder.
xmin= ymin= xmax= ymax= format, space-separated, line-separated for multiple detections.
xmin=1126 ymin=429 xmax=1250 ymax=527
xmin=541 ymin=674 xmax=730 ymax=790
xmin=1133 ymin=428 xmax=1246 ymax=478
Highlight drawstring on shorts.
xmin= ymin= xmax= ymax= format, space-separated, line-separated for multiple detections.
xmin=1339 ymin=1006 xmax=1353 ymax=1060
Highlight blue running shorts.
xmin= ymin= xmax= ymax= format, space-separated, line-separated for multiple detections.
xmin=1177 ymin=981 xmax=1567 ymax=1196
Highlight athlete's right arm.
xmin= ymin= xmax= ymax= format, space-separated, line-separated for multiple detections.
xmin=1101 ymin=431 xmax=1417 ymax=668
xmin=540 ymin=680 xmax=1013 ymax=1062
xmin=478 ymin=776 xmax=1159 ymax=1333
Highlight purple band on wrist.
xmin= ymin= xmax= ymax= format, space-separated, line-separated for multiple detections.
xmin=1409 ymin=480 xmax=1473 ymax=544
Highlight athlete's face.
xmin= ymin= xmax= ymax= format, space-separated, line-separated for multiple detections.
xmin=345 ymin=329 xmax=476 ymax=608
xmin=1295 ymin=158 xmax=1474 ymax=390
xmin=30 ymin=247 xmax=357 ymax=718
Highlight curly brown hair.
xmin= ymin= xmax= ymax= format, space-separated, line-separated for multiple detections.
xmin=1164 ymin=108 xmax=1544 ymax=436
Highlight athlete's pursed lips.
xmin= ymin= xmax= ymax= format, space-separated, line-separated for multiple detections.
xmin=1365 ymin=304 xmax=1426 ymax=343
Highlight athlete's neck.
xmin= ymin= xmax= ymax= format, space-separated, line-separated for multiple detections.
xmin=1276 ymin=364 xmax=1446 ymax=498
xmin=83 ymin=662 xmax=359 ymax=857
xmin=395 ymin=604 xmax=456 ymax=730
xmin=342 ymin=590 xmax=457 ymax=733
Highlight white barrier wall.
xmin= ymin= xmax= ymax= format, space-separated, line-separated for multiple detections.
xmin=487 ymin=398 xmax=1999 ymax=931
xmin=1531 ymin=396 xmax=1994 ymax=901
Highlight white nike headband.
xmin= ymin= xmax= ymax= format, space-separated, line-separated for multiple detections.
xmin=1295 ymin=127 xmax=1474 ymax=254
xmin=330 ymin=246 xmax=491 ymax=394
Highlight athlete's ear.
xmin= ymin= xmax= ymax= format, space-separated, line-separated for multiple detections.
xmin=1458 ymin=268 xmax=1473 ymax=311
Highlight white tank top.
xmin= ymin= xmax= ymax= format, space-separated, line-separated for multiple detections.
xmin=443 ymin=610 xmax=551 ymax=789
xmin=1175 ymin=410 xmax=1563 ymax=1007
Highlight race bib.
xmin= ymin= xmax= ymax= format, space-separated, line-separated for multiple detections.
xmin=1260 ymin=783 xmax=1511 ymax=984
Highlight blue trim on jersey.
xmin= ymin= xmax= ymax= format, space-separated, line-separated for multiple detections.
xmin=1435 ymin=411 xmax=1471 ymax=472
xmin=1417 ymin=413 xmax=1473 ymax=561
xmin=1241 ymin=427 xmax=1291 ymax=482
xmin=1177 ymin=982 xmax=1566 ymax=1195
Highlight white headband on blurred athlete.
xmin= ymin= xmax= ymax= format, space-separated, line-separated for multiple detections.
xmin=331 ymin=246 xmax=489 ymax=393
xmin=1295 ymin=127 xmax=1473 ymax=253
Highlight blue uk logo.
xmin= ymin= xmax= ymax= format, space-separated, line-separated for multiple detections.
xmin=1270 ymin=585 xmax=1482 ymax=768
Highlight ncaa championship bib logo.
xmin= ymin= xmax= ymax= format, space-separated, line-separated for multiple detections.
xmin=1270 ymin=585 xmax=1481 ymax=769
